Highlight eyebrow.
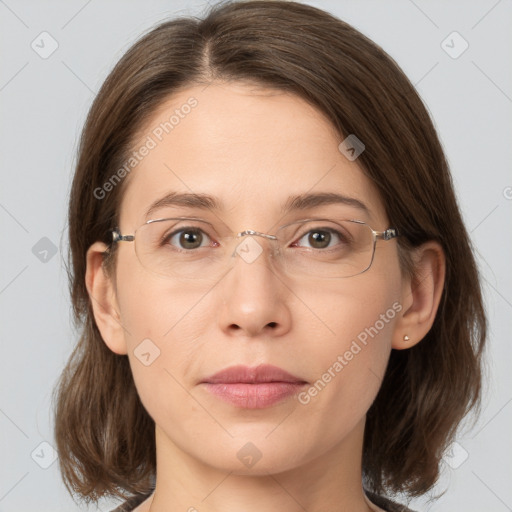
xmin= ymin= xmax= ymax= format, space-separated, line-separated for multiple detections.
xmin=144 ymin=191 xmax=371 ymax=220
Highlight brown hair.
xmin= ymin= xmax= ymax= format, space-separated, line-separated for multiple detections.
xmin=52 ymin=0 xmax=487 ymax=505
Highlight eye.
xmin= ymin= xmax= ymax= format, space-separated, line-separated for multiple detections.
xmin=294 ymin=228 xmax=347 ymax=250
xmin=164 ymin=227 xmax=213 ymax=250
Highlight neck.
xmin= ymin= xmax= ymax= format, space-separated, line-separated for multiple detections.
xmin=143 ymin=417 xmax=378 ymax=512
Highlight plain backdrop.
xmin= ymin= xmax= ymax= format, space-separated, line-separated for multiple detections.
xmin=0 ymin=1 xmax=511 ymax=511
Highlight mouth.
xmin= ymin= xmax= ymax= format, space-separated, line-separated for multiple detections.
xmin=200 ymin=364 xmax=308 ymax=409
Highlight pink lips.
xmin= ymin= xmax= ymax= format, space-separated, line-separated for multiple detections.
xmin=201 ymin=364 xmax=307 ymax=409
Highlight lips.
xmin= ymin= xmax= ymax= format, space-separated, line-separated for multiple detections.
xmin=202 ymin=364 xmax=306 ymax=384
xmin=201 ymin=364 xmax=307 ymax=409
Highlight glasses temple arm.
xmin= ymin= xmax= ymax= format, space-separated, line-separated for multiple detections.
xmin=375 ymin=228 xmax=399 ymax=241
xmin=111 ymin=229 xmax=135 ymax=243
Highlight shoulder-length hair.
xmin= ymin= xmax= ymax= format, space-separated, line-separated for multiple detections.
xmin=53 ymin=0 xmax=486 ymax=505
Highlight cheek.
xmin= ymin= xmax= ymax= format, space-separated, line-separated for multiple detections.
xmin=295 ymin=277 xmax=400 ymax=432
xmin=114 ymin=260 xmax=210 ymax=421
xmin=115 ymin=250 xmax=207 ymax=343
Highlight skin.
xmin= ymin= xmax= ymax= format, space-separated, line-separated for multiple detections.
xmin=86 ymin=81 xmax=445 ymax=512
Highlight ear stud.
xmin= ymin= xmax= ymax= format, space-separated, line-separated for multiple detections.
xmin=403 ymin=335 xmax=410 ymax=342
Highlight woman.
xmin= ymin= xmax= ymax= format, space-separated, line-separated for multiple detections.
xmin=52 ymin=1 xmax=486 ymax=511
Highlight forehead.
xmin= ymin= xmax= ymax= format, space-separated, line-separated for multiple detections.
xmin=119 ymin=81 xmax=387 ymax=230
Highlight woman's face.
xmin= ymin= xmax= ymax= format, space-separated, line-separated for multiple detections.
xmin=107 ymin=81 xmax=405 ymax=474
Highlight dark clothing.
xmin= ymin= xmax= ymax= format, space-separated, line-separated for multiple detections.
xmin=110 ymin=489 xmax=416 ymax=511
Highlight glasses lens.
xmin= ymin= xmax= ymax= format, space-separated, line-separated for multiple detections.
xmin=134 ymin=218 xmax=375 ymax=280
xmin=135 ymin=218 xmax=230 ymax=280
xmin=276 ymin=219 xmax=375 ymax=278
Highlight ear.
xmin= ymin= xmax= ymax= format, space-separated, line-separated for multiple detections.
xmin=392 ymin=241 xmax=446 ymax=350
xmin=85 ymin=242 xmax=128 ymax=355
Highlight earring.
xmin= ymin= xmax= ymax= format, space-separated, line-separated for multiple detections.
xmin=403 ymin=335 xmax=410 ymax=342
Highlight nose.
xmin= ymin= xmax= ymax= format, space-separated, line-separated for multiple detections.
xmin=216 ymin=234 xmax=292 ymax=339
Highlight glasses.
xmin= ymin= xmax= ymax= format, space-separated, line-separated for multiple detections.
xmin=110 ymin=217 xmax=399 ymax=281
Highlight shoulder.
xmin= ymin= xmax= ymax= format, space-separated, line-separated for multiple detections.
xmin=109 ymin=492 xmax=153 ymax=512
xmin=365 ymin=490 xmax=417 ymax=512
xmin=110 ymin=489 xmax=413 ymax=512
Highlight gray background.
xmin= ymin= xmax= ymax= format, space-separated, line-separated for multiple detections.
xmin=0 ymin=0 xmax=511 ymax=511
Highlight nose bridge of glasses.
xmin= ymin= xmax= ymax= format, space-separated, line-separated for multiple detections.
xmin=237 ymin=229 xmax=278 ymax=240
xmin=228 ymin=228 xmax=282 ymax=263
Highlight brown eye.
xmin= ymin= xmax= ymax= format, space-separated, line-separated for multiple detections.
xmin=164 ymin=228 xmax=210 ymax=250
xmin=296 ymin=229 xmax=345 ymax=250
xmin=307 ymin=230 xmax=331 ymax=249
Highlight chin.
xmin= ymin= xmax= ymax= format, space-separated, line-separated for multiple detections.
xmin=189 ymin=434 xmax=311 ymax=476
